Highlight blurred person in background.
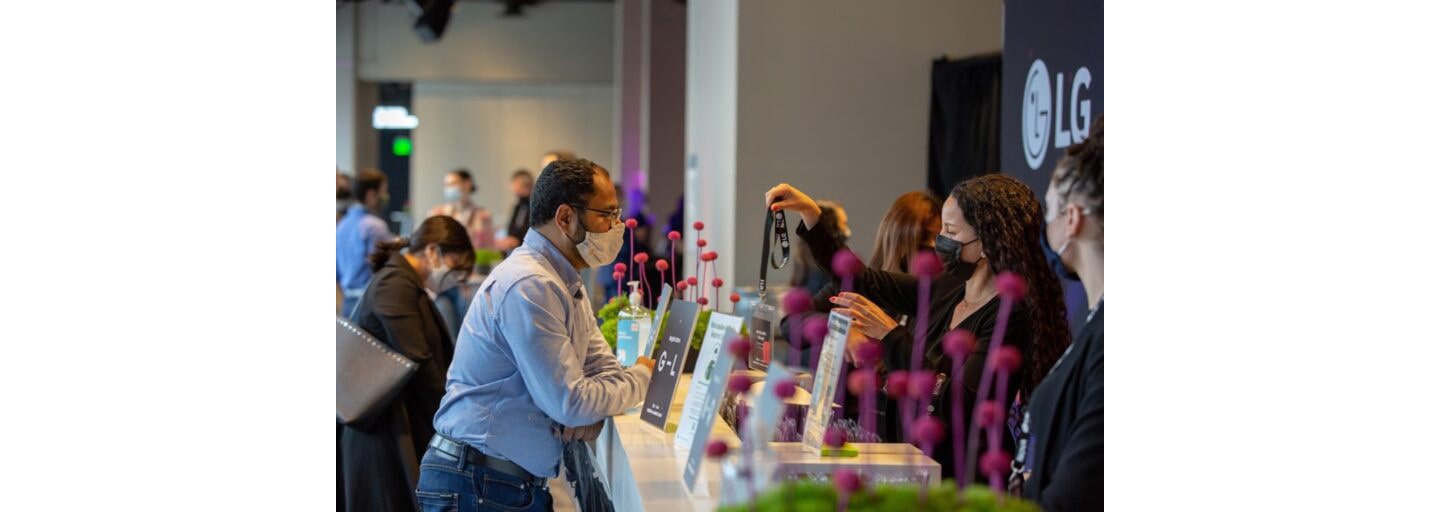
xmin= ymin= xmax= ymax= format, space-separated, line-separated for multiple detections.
xmin=337 ymin=168 xmax=396 ymax=317
xmin=870 ymin=191 xmax=942 ymax=274
xmin=497 ymin=169 xmax=535 ymax=253
xmin=428 ymin=168 xmax=496 ymax=251
xmin=337 ymin=171 xmax=353 ymax=224
xmin=539 ymin=149 xmax=576 ymax=173
xmin=789 ymin=199 xmax=849 ymax=296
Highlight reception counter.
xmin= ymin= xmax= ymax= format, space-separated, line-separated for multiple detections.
xmin=576 ymin=375 xmax=941 ymax=510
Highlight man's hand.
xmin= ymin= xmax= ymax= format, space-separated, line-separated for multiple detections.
xmin=497 ymin=236 xmax=521 ymax=252
xmin=555 ymin=421 xmax=606 ymax=442
xmin=634 ymin=356 xmax=656 ymax=372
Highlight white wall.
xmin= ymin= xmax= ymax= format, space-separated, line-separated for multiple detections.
xmin=410 ymin=82 xmax=615 ymax=231
xmin=725 ymin=0 xmax=1003 ymax=287
xmin=357 ymin=2 xmax=614 ymax=84
xmin=347 ymin=1 xmax=618 ymax=226
xmin=337 ymin=5 xmax=356 ymax=174
xmin=686 ymin=0 xmax=740 ymax=285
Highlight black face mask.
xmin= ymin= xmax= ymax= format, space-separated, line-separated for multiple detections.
xmin=934 ymin=234 xmax=980 ymax=280
xmin=1040 ymin=228 xmax=1080 ymax=281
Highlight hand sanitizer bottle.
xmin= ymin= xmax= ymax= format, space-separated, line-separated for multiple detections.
xmin=614 ymin=281 xmax=653 ymax=367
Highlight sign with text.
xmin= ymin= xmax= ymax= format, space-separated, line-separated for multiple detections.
xmin=646 ymin=284 xmax=674 ymax=356
xmin=680 ymin=329 xmax=740 ymax=492
xmin=748 ymin=302 xmax=777 ymax=371
xmin=801 ymin=311 xmax=852 ymax=454
xmin=1000 ymin=0 xmax=1102 ymax=194
xmin=640 ymin=299 xmax=701 ymax=431
xmin=675 ymin=312 xmax=744 ymax=450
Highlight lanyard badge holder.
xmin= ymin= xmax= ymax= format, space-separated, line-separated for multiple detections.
xmin=748 ymin=205 xmax=790 ymax=370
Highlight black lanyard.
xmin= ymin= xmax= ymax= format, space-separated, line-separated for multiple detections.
xmin=757 ymin=205 xmax=790 ymax=301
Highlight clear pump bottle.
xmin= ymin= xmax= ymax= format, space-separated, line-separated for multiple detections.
xmin=614 ymin=281 xmax=653 ymax=367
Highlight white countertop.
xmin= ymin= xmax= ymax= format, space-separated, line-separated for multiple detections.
xmin=568 ymin=373 xmax=942 ymax=511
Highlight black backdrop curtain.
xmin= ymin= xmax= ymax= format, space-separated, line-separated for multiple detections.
xmin=927 ymin=54 xmax=1002 ymax=198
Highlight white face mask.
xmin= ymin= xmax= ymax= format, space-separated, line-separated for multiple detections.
xmin=443 ymin=186 xmax=462 ymax=203
xmin=572 ymin=219 xmax=624 ymax=268
xmin=426 ymin=250 xmax=462 ymax=293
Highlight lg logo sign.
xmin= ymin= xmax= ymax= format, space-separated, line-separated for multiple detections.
xmin=1022 ymin=59 xmax=1093 ymax=170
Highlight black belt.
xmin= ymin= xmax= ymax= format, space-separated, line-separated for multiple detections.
xmin=428 ymin=434 xmax=546 ymax=486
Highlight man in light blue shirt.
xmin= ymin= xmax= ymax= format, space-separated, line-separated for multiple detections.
xmin=336 ymin=168 xmax=395 ymax=316
xmin=421 ymin=158 xmax=653 ymax=511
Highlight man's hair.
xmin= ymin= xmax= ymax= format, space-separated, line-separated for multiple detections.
xmin=354 ymin=168 xmax=386 ymax=201
xmin=511 ymin=169 xmax=533 ymax=181
xmin=450 ymin=168 xmax=473 ymax=183
xmin=530 ymin=158 xmax=610 ymax=226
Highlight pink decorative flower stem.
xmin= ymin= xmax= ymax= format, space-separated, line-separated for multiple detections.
xmin=989 ymin=372 xmax=1010 ymax=492
xmin=634 ymin=253 xmax=651 ymax=306
xmin=667 ymin=230 xmax=680 ymax=288
xmin=625 ymin=218 xmax=637 ymax=283
xmin=943 ymin=329 xmax=975 ymax=492
xmin=711 ymin=277 xmax=724 ymax=313
xmin=964 ymin=272 xmax=1026 ymax=484
xmin=693 ymin=220 xmax=705 ymax=294
xmin=615 ymin=263 xmax=628 ymax=299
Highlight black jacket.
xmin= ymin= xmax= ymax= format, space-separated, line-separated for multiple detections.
xmin=1023 ymin=303 xmax=1103 ymax=511
xmin=506 ymin=196 xmax=531 ymax=246
xmin=792 ymin=222 xmax=1033 ymax=479
xmin=339 ymin=253 xmax=454 ymax=512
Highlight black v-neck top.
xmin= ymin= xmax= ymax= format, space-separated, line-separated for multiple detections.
xmin=794 ymin=222 xmax=1035 ymax=479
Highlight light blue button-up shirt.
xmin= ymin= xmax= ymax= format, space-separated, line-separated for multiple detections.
xmin=433 ymin=229 xmax=652 ymax=478
xmin=336 ymin=204 xmax=395 ymax=291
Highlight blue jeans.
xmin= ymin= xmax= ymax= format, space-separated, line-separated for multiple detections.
xmin=416 ymin=445 xmax=553 ymax=512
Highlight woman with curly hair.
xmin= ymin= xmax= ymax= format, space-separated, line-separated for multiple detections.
xmin=765 ymin=176 xmax=1070 ymax=480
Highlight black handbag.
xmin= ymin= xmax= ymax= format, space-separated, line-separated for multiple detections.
xmin=336 ymin=316 xmax=419 ymax=424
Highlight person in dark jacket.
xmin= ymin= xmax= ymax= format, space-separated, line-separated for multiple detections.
xmin=339 ymin=216 xmax=475 ymax=512
xmin=498 ymin=169 xmax=534 ymax=254
xmin=1018 ymin=116 xmax=1103 ymax=510
xmin=766 ymin=177 xmax=1071 ymax=481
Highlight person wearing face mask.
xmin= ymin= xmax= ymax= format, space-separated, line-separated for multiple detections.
xmin=428 ymin=168 xmax=497 ymax=251
xmin=339 ymin=215 xmax=475 ymax=512
xmin=780 ymin=191 xmax=941 ymax=442
xmin=338 ymin=168 xmax=397 ymax=317
xmin=420 ymin=158 xmax=655 ymax=512
xmin=766 ymin=177 xmax=1070 ymax=480
xmin=1016 ymin=117 xmax=1103 ymax=511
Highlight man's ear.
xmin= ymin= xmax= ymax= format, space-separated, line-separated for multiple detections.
xmin=554 ymin=203 xmax=575 ymax=233
xmin=1065 ymin=203 xmax=1085 ymax=239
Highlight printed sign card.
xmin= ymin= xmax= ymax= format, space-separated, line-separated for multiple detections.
xmin=640 ymin=299 xmax=702 ymax=431
xmin=800 ymin=311 xmax=852 ymax=454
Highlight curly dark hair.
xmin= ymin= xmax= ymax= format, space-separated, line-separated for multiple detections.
xmin=952 ymin=174 xmax=1070 ymax=400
